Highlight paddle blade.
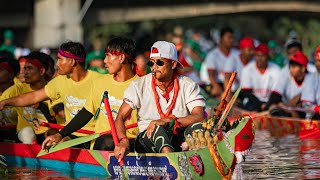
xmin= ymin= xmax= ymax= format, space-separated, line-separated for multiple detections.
xmin=37 ymin=133 xmax=100 ymax=157
xmin=217 ymin=87 xmax=241 ymax=129
xmin=299 ymin=127 xmax=320 ymax=140
xmin=121 ymin=165 xmax=130 ymax=180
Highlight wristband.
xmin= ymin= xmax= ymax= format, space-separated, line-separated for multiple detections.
xmin=168 ymin=118 xmax=176 ymax=134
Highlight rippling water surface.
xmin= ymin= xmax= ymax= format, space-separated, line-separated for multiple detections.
xmin=2 ymin=130 xmax=320 ymax=179
xmin=242 ymin=130 xmax=320 ymax=179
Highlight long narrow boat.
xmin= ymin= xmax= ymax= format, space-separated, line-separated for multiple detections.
xmin=232 ymin=107 xmax=320 ymax=137
xmin=0 ymin=116 xmax=254 ymax=179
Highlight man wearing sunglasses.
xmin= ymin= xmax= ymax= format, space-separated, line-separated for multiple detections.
xmin=114 ymin=41 xmax=206 ymax=161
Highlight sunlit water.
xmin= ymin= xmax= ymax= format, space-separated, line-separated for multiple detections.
xmin=2 ymin=130 xmax=320 ymax=179
xmin=242 ymin=130 xmax=320 ymax=179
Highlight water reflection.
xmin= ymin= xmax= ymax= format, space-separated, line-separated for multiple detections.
xmin=2 ymin=167 xmax=111 ymax=180
xmin=242 ymin=130 xmax=320 ymax=179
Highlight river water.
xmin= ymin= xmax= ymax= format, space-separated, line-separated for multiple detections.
xmin=2 ymin=130 xmax=320 ymax=179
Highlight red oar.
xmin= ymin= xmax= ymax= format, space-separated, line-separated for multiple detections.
xmin=103 ymin=91 xmax=130 ymax=179
xmin=0 ymin=125 xmax=16 ymax=129
xmin=39 ymin=122 xmax=95 ymax=134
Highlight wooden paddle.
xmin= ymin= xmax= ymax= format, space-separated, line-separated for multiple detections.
xmin=214 ymin=72 xmax=237 ymax=118
xmin=102 ymin=91 xmax=130 ymax=179
xmin=37 ymin=122 xmax=137 ymax=157
xmin=217 ymin=87 xmax=241 ymax=129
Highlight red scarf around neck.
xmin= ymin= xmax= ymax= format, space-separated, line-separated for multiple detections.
xmin=151 ymin=75 xmax=179 ymax=118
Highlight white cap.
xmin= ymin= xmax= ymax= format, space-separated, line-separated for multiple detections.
xmin=150 ymin=41 xmax=180 ymax=65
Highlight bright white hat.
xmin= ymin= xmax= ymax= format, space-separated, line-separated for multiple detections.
xmin=150 ymin=41 xmax=180 ymax=64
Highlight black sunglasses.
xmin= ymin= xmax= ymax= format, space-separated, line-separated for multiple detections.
xmin=147 ymin=59 xmax=165 ymax=67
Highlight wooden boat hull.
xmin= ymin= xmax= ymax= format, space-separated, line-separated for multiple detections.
xmin=0 ymin=142 xmax=223 ymax=179
xmin=232 ymin=107 xmax=320 ymax=137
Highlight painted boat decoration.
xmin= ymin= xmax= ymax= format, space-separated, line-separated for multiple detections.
xmin=0 ymin=116 xmax=254 ymax=179
xmin=0 ymin=155 xmax=6 ymax=175
xmin=232 ymin=107 xmax=320 ymax=137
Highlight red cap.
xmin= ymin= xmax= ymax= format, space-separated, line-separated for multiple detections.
xmin=239 ymin=37 xmax=254 ymax=49
xmin=255 ymin=43 xmax=269 ymax=55
xmin=290 ymin=51 xmax=308 ymax=67
xmin=314 ymin=46 xmax=320 ymax=59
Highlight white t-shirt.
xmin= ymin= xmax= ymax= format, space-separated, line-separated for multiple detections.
xmin=204 ymin=47 xmax=238 ymax=83
xmin=224 ymin=54 xmax=252 ymax=91
xmin=123 ymin=74 xmax=206 ymax=133
xmin=272 ymin=71 xmax=314 ymax=103
xmin=301 ymin=72 xmax=320 ymax=105
xmin=241 ymin=61 xmax=281 ymax=102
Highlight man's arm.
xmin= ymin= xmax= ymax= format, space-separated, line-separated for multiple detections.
xmin=42 ymin=107 xmax=93 ymax=151
xmin=0 ymin=88 xmax=49 ymax=110
xmin=208 ymin=69 xmax=223 ymax=97
xmin=115 ymin=102 xmax=134 ymax=141
xmin=176 ymin=106 xmax=205 ymax=127
xmin=114 ymin=102 xmax=134 ymax=162
xmin=287 ymin=94 xmax=301 ymax=107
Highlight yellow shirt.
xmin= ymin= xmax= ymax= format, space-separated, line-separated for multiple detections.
xmin=44 ymin=70 xmax=104 ymax=135
xmin=1 ymin=83 xmax=50 ymax=134
xmin=13 ymin=77 xmax=22 ymax=85
xmin=84 ymin=74 xmax=139 ymax=139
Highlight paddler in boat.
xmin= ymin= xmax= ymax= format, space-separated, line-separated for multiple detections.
xmin=0 ymin=42 xmax=104 ymax=145
xmin=224 ymin=37 xmax=255 ymax=99
xmin=204 ymin=27 xmax=236 ymax=98
xmin=0 ymin=55 xmax=20 ymax=141
xmin=114 ymin=41 xmax=206 ymax=162
xmin=0 ymin=55 xmax=20 ymax=95
xmin=239 ymin=43 xmax=280 ymax=112
xmin=266 ymin=51 xmax=313 ymax=118
xmin=301 ymin=46 xmax=320 ymax=120
xmin=0 ymin=52 xmax=62 ymax=144
xmin=41 ymin=37 xmax=139 ymax=151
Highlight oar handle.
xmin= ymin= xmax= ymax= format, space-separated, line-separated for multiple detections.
xmin=215 ymin=72 xmax=237 ymax=118
xmin=39 ymin=122 xmax=95 ymax=134
xmin=0 ymin=125 xmax=16 ymax=129
xmin=103 ymin=91 xmax=124 ymax=166
xmin=39 ymin=122 xmax=137 ymax=136
xmin=99 ymin=123 xmax=138 ymax=136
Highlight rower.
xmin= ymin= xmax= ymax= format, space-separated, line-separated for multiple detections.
xmin=114 ymin=41 xmax=206 ymax=161
xmin=0 ymin=56 xmax=19 ymax=141
xmin=266 ymin=51 xmax=313 ymax=118
xmin=0 ymin=42 xmax=105 ymax=140
xmin=224 ymin=37 xmax=255 ymax=93
xmin=0 ymin=56 xmax=19 ymax=94
xmin=301 ymin=46 xmax=320 ymax=119
xmin=240 ymin=43 xmax=280 ymax=112
xmin=42 ymin=37 xmax=139 ymax=151
xmin=204 ymin=27 xmax=237 ymax=98
xmin=0 ymin=52 xmax=58 ymax=144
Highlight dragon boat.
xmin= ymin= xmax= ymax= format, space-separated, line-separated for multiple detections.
xmin=232 ymin=107 xmax=320 ymax=137
xmin=0 ymin=115 xmax=254 ymax=179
